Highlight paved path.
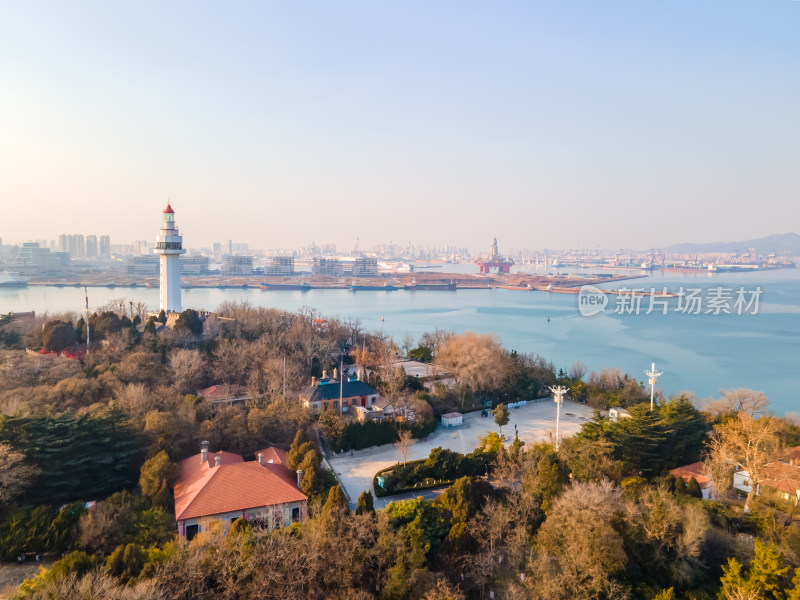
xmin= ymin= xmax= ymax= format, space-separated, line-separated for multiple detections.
xmin=328 ymin=399 xmax=594 ymax=508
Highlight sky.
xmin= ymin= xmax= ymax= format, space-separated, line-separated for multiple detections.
xmin=1 ymin=1 xmax=799 ymax=253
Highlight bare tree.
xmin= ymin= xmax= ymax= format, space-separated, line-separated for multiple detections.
xmin=401 ymin=333 xmax=415 ymax=357
xmin=169 ymin=348 xmax=205 ymax=394
xmin=704 ymin=388 xmax=771 ymax=417
xmin=706 ymin=412 xmax=781 ymax=511
xmin=395 ymin=429 xmax=413 ymax=466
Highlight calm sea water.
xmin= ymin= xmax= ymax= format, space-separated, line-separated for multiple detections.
xmin=2 ymin=268 xmax=799 ymax=415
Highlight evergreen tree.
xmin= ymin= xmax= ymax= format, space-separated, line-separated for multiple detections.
xmin=286 ymin=430 xmax=311 ymax=470
xmin=659 ymin=396 xmax=710 ymax=465
xmin=356 ymin=489 xmax=374 ymax=514
xmin=174 ymin=309 xmax=204 ymax=336
xmin=144 ymin=317 xmax=157 ymax=335
xmin=610 ymin=403 xmax=671 ymax=477
xmin=298 ymin=450 xmax=322 ymax=496
xmin=322 ymin=484 xmax=349 ymax=519
xmin=0 ymin=406 xmax=138 ymax=504
xmin=686 ymin=476 xmax=703 ymax=498
xmin=139 ymin=450 xmax=178 ymax=509
xmin=749 ymin=540 xmax=791 ymax=599
xmin=157 ymin=309 xmax=167 ymax=323
xmin=787 ymin=568 xmax=800 ymax=600
xmin=42 ymin=320 xmax=76 ymax=352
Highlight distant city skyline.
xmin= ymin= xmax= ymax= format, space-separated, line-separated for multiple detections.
xmin=2 ymin=2 xmax=798 ymax=250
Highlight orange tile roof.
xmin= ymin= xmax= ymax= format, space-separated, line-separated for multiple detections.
xmin=761 ymin=462 xmax=800 ymax=495
xmin=255 ymin=447 xmax=287 ymax=465
xmin=785 ymin=446 xmax=800 ymax=465
xmin=669 ymin=462 xmax=712 ymax=487
xmin=174 ymin=449 xmax=306 ymax=521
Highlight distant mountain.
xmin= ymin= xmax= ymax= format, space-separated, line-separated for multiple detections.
xmin=662 ymin=233 xmax=800 ymax=256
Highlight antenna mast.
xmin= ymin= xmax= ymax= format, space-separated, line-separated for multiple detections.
xmin=644 ymin=362 xmax=663 ymax=411
xmin=549 ymin=385 xmax=569 ymax=449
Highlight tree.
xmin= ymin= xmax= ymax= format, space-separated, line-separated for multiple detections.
xmin=718 ymin=541 xmax=790 ymax=600
xmin=297 ymin=449 xmax=322 ymax=496
xmin=707 ymin=413 xmax=781 ymax=510
xmin=286 ymin=429 xmax=311 ymax=470
xmin=356 ymin=489 xmax=374 ymax=514
xmin=322 ymin=484 xmax=349 ymax=520
xmin=396 ymin=428 xmax=413 ymax=466
xmin=174 ymin=309 xmax=204 ymax=337
xmin=493 ymin=403 xmax=510 ymax=435
xmin=0 ymin=443 xmax=39 ymax=505
xmin=169 ymin=349 xmax=204 ymax=393
xmin=652 ymin=588 xmax=675 ymax=600
xmin=435 ymin=332 xmax=509 ymax=404
xmin=409 ymin=345 xmax=433 ymax=363
xmin=139 ymin=450 xmax=178 ymax=509
xmin=157 ymin=309 xmax=167 ymax=323
xmin=686 ymin=476 xmax=702 ymax=498
xmin=533 ymin=480 xmax=628 ymax=598
xmin=42 ymin=320 xmax=76 ymax=352
xmin=705 ymin=388 xmax=770 ymax=418
xmin=144 ymin=317 xmax=157 ymax=335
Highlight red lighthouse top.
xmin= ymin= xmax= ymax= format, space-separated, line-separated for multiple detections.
xmin=163 ymin=204 xmax=175 ymax=214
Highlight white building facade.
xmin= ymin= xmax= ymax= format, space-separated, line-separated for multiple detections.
xmin=155 ymin=204 xmax=186 ymax=313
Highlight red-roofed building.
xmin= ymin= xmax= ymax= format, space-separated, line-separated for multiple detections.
xmin=732 ymin=447 xmax=800 ymax=507
xmin=785 ymin=446 xmax=800 ymax=467
xmin=669 ymin=462 xmax=715 ymax=500
xmin=197 ymin=384 xmax=252 ymax=405
xmin=174 ymin=443 xmax=307 ymax=540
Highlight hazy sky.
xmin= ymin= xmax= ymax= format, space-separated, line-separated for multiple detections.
xmin=1 ymin=1 xmax=798 ymax=252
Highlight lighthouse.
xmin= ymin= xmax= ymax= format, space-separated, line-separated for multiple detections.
xmin=155 ymin=203 xmax=186 ymax=313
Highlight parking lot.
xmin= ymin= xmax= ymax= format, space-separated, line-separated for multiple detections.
xmin=327 ymin=399 xmax=595 ymax=508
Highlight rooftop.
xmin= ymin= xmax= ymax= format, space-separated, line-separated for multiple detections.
xmin=174 ymin=447 xmax=305 ymax=521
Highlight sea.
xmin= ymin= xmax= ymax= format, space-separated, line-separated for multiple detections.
xmin=2 ymin=266 xmax=799 ymax=416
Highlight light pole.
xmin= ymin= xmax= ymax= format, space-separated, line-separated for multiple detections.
xmin=644 ymin=362 xmax=663 ymax=411
xmin=549 ymin=385 xmax=568 ymax=449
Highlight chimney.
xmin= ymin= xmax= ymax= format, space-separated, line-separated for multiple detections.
xmin=258 ymin=452 xmax=265 ymax=465
xmin=201 ymin=440 xmax=209 ymax=463
xmin=322 ymin=370 xmax=327 ymax=379
xmin=333 ymin=367 xmax=338 ymax=380
xmin=214 ymin=455 xmax=221 ymax=468
xmin=296 ymin=469 xmax=304 ymax=489
xmin=357 ymin=369 xmax=362 ymax=382
xmin=311 ymin=376 xmax=316 ymax=386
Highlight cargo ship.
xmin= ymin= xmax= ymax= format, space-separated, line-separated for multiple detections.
xmin=404 ymin=279 xmax=457 ymax=291
xmin=351 ymin=281 xmax=400 ymax=291
xmin=494 ymin=284 xmax=533 ymax=291
xmin=259 ymin=281 xmax=313 ymax=291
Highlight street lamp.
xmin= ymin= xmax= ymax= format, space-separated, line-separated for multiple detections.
xmin=644 ymin=362 xmax=663 ymax=411
xmin=549 ymin=385 xmax=568 ymax=449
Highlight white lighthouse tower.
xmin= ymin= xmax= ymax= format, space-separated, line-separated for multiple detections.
xmin=155 ymin=203 xmax=186 ymax=313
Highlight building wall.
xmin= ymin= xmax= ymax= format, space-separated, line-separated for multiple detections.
xmin=178 ymin=500 xmax=307 ymax=538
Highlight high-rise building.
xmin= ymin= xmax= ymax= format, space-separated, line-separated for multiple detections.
xmin=155 ymin=204 xmax=186 ymax=313
xmin=352 ymin=256 xmax=378 ymax=277
xmin=264 ymin=256 xmax=295 ymax=276
xmin=86 ymin=235 xmax=98 ymax=257
xmin=221 ymin=255 xmax=253 ymax=276
xmin=99 ymin=235 xmax=111 ymax=256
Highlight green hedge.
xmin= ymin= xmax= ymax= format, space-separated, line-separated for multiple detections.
xmin=373 ymin=446 xmax=493 ymax=497
xmin=329 ymin=417 xmax=437 ymax=453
